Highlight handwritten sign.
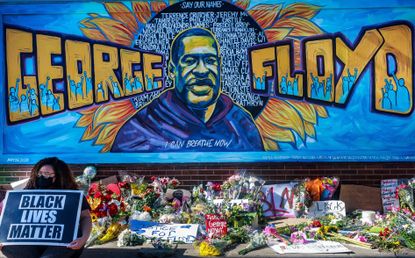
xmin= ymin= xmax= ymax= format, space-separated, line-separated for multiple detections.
xmin=308 ymin=201 xmax=346 ymax=218
xmin=270 ymin=240 xmax=351 ymax=254
xmin=0 ymin=190 xmax=83 ymax=246
xmin=205 ymin=214 xmax=227 ymax=238
xmin=129 ymin=220 xmax=198 ymax=243
xmin=381 ymin=179 xmax=408 ymax=212
xmin=261 ymin=183 xmax=298 ymax=218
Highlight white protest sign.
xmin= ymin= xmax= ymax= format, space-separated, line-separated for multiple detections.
xmin=308 ymin=201 xmax=346 ymax=218
xmin=261 ymin=183 xmax=298 ymax=218
xmin=270 ymin=240 xmax=351 ymax=254
xmin=130 ymin=221 xmax=198 ymax=243
xmin=381 ymin=179 xmax=400 ymax=212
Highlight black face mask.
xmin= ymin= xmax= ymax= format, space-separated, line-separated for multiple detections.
xmin=36 ymin=176 xmax=55 ymax=189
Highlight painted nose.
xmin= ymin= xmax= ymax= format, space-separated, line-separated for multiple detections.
xmin=193 ymin=59 xmax=209 ymax=76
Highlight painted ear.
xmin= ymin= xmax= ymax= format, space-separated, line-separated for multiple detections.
xmin=168 ymin=62 xmax=176 ymax=80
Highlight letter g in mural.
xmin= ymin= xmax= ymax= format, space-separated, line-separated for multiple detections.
xmin=1 ymin=0 xmax=414 ymax=163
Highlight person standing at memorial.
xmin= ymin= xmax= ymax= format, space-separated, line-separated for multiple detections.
xmin=0 ymin=157 xmax=92 ymax=258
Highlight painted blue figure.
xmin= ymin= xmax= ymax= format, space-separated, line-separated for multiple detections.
xmin=112 ymin=28 xmax=263 ymax=152
xmin=76 ymin=75 xmax=84 ymax=100
xmin=39 ymin=76 xmax=50 ymax=106
xmin=384 ymin=79 xmax=396 ymax=108
xmin=317 ymin=80 xmax=325 ymax=100
xmin=133 ymin=77 xmax=143 ymax=91
xmin=325 ymin=74 xmax=333 ymax=101
xmin=310 ymin=73 xmax=321 ymax=99
xmin=145 ymin=74 xmax=153 ymax=91
xmin=109 ymin=76 xmax=121 ymax=97
xmin=19 ymin=94 xmax=29 ymax=114
xmin=84 ymin=71 xmax=93 ymax=96
xmin=9 ymin=78 xmax=20 ymax=112
xmin=293 ymin=77 xmax=298 ymax=96
xmin=52 ymin=96 xmax=61 ymax=111
xmin=254 ymin=74 xmax=265 ymax=90
xmin=342 ymin=76 xmax=350 ymax=95
xmin=347 ymin=68 xmax=358 ymax=87
xmin=124 ymin=73 xmax=133 ymax=93
xmin=68 ymin=75 xmax=77 ymax=98
xmin=381 ymin=87 xmax=392 ymax=109
xmin=280 ymin=74 xmax=287 ymax=94
xmin=287 ymin=81 xmax=293 ymax=95
xmin=97 ymin=81 xmax=105 ymax=99
xmin=392 ymin=74 xmax=410 ymax=112
xmin=29 ymin=99 xmax=38 ymax=116
xmin=45 ymin=89 xmax=53 ymax=109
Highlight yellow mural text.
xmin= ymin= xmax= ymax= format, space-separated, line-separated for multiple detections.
xmin=5 ymin=27 xmax=163 ymax=124
xmin=250 ymin=23 xmax=413 ymax=115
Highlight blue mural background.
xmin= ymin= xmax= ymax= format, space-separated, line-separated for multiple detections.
xmin=0 ymin=0 xmax=414 ymax=164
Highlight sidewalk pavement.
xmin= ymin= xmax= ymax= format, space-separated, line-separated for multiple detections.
xmin=78 ymin=241 xmax=415 ymax=258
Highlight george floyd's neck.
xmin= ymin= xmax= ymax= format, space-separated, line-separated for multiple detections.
xmin=190 ymin=103 xmax=216 ymax=123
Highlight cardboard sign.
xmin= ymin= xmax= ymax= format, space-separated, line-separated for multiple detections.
xmin=261 ymin=183 xmax=298 ymax=218
xmin=129 ymin=220 xmax=198 ymax=243
xmin=205 ymin=214 xmax=227 ymax=238
xmin=308 ymin=201 xmax=346 ymax=218
xmin=213 ymin=199 xmax=249 ymax=206
xmin=0 ymin=190 xmax=83 ymax=246
xmin=270 ymin=240 xmax=351 ymax=254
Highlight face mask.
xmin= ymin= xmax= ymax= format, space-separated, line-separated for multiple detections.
xmin=36 ymin=175 xmax=54 ymax=189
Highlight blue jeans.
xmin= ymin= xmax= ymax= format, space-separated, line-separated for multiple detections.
xmin=2 ymin=245 xmax=83 ymax=258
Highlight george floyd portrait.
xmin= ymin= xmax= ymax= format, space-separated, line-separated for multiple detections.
xmin=111 ymin=28 xmax=264 ymax=152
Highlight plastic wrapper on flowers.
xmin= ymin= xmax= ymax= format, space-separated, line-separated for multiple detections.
xmin=117 ymin=228 xmax=146 ymax=247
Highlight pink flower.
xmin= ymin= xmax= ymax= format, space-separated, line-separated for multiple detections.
xmin=263 ymin=226 xmax=278 ymax=237
xmin=290 ymin=231 xmax=308 ymax=244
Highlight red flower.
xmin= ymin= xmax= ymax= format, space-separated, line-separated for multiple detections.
xmin=94 ymin=191 xmax=102 ymax=199
xmin=143 ymin=205 xmax=152 ymax=212
xmin=311 ymin=220 xmax=322 ymax=228
xmin=150 ymin=176 xmax=157 ymax=181
xmin=212 ymin=183 xmax=221 ymax=192
xmin=108 ymin=203 xmax=118 ymax=217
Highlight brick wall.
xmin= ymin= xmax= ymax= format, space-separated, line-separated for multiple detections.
xmin=0 ymin=162 xmax=414 ymax=189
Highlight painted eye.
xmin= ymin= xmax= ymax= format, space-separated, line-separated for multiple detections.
xmin=182 ymin=56 xmax=197 ymax=66
xmin=205 ymin=57 xmax=218 ymax=65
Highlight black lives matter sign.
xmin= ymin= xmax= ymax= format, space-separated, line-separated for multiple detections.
xmin=0 ymin=190 xmax=83 ymax=246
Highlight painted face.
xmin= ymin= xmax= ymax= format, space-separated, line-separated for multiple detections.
xmin=171 ymin=35 xmax=221 ymax=109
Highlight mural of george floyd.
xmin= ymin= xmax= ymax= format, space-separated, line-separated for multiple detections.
xmin=0 ymin=0 xmax=414 ymax=188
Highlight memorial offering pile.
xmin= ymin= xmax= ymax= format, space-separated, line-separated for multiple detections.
xmin=80 ymin=172 xmax=415 ymax=255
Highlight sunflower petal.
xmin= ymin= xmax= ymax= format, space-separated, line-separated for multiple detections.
xmin=264 ymin=27 xmax=292 ymax=41
xmin=280 ymin=3 xmax=321 ymax=19
xmin=151 ymin=1 xmax=167 ymax=13
xmin=256 ymin=115 xmax=296 ymax=143
xmin=263 ymin=137 xmax=280 ymax=151
xmin=93 ymin=100 xmax=136 ymax=126
xmin=304 ymin=121 xmax=316 ymax=138
xmin=132 ymin=2 xmax=152 ymax=24
xmin=80 ymin=27 xmax=107 ymax=41
xmin=286 ymin=100 xmax=317 ymax=124
xmin=234 ymin=0 xmax=250 ymax=10
xmin=247 ymin=4 xmax=282 ymax=29
xmin=87 ymin=17 xmax=134 ymax=45
xmin=104 ymin=2 xmax=138 ymax=32
xmin=276 ymin=17 xmax=323 ymax=37
xmin=314 ymin=104 xmax=329 ymax=118
xmin=259 ymin=98 xmax=305 ymax=140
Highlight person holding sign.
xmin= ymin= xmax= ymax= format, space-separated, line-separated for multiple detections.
xmin=0 ymin=157 xmax=92 ymax=258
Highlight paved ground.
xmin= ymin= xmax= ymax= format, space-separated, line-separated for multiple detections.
xmin=77 ymin=241 xmax=415 ymax=258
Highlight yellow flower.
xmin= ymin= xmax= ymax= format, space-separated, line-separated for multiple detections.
xmin=199 ymin=241 xmax=221 ymax=256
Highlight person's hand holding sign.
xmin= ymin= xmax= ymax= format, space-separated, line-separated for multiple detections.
xmin=67 ymin=209 xmax=92 ymax=250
